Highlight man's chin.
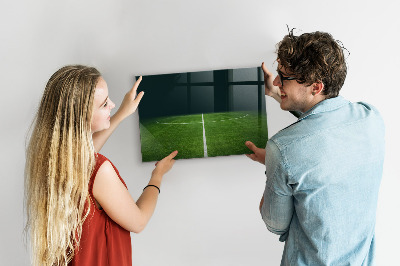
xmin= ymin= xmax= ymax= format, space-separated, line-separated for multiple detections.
xmin=279 ymin=103 xmax=290 ymax=111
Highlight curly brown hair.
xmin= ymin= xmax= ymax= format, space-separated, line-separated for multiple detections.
xmin=277 ymin=30 xmax=348 ymax=98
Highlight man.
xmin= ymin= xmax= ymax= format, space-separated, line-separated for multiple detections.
xmin=246 ymin=31 xmax=385 ymax=265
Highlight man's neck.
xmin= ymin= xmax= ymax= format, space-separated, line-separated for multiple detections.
xmin=301 ymin=95 xmax=327 ymax=113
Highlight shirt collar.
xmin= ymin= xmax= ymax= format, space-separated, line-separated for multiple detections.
xmin=298 ymin=95 xmax=350 ymax=121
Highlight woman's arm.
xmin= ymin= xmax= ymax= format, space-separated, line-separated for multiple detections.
xmin=92 ymin=77 xmax=144 ymax=152
xmin=93 ymin=150 xmax=178 ymax=233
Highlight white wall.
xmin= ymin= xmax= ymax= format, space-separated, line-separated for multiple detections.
xmin=1 ymin=0 xmax=399 ymax=265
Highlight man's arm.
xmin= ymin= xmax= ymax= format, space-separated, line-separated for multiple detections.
xmin=245 ymin=138 xmax=294 ymax=238
xmin=259 ymin=140 xmax=294 ymax=240
xmin=245 ymin=141 xmax=265 ymax=164
xmin=260 ymin=185 xmax=293 ymax=238
xmin=93 ymin=77 xmax=144 ymax=152
xmin=262 ymin=62 xmax=282 ymax=102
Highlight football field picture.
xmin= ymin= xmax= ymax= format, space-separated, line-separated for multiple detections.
xmin=137 ymin=66 xmax=268 ymax=162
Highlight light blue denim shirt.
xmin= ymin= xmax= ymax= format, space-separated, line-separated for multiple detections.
xmin=260 ymin=96 xmax=385 ymax=266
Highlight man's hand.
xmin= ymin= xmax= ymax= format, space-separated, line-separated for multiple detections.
xmin=262 ymin=62 xmax=281 ymax=103
xmin=245 ymin=141 xmax=266 ymax=165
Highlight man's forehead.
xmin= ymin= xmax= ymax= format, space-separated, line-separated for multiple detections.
xmin=277 ymin=63 xmax=295 ymax=76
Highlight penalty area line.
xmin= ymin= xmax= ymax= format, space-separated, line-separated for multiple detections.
xmin=202 ymin=113 xmax=208 ymax=158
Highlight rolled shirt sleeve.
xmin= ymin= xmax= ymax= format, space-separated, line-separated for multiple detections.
xmin=260 ymin=139 xmax=294 ymax=242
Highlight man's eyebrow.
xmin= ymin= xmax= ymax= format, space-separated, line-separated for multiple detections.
xmin=277 ymin=68 xmax=284 ymax=75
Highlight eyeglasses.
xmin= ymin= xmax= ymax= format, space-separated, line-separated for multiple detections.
xmin=277 ymin=70 xmax=297 ymax=86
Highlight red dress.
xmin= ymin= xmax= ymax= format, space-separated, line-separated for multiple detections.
xmin=69 ymin=153 xmax=132 ymax=266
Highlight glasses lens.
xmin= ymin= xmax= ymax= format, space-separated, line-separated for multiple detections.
xmin=279 ymin=72 xmax=284 ymax=86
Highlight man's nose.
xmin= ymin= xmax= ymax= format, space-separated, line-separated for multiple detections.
xmin=273 ymin=75 xmax=281 ymax=87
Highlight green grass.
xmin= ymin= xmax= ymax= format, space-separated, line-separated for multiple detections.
xmin=139 ymin=111 xmax=268 ymax=162
xmin=204 ymin=111 xmax=268 ymax=157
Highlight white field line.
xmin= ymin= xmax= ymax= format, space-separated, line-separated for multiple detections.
xmin=154 ymin=113 xmax=250 ymax=158
xmin=156 ymin=122 xmax=190 ymax=124
xmin=155 ymin=114 xmax=248 ymax=125
xmin=202 ymin=113 xmax=208 ymax=158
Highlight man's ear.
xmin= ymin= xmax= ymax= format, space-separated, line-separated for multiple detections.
xmin=312 ymin=82 xmax=324 ymax=96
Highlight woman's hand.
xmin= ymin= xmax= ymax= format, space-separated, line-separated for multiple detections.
xmin=115 ymin=76 xmax=144 ymax=120
xmin=262 ymin=62 xmax=281 ymax=103
xmin=92 ymin=77 xmax=144 ymax=152
xmin=152 ymin=150 xmax=178 ymax=178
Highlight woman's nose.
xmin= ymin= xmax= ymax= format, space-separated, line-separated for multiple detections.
xmin=109 ymin=100 xmax=115 ymax=109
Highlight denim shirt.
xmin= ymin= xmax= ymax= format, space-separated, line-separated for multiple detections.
xmin=260 ymin=96 xmax=385 ymax=266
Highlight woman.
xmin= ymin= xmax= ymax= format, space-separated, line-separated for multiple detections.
xmin=25 ymin=65 xmax=177 ymax=265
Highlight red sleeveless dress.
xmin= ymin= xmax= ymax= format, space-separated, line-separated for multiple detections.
xmin=69 ymin=153 xmax=132 ymax=266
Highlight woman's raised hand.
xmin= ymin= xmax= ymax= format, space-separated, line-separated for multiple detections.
xmin=116 ymin=76 xmax=145 ymax=119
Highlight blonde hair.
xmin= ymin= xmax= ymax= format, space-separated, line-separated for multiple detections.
xmin=25 ymin=65 xmax=101 ymax=265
